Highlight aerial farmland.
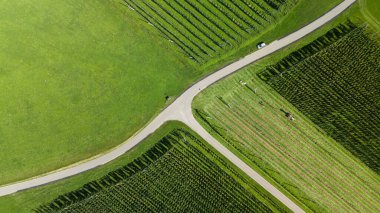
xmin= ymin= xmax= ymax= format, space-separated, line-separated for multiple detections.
xmin=0 ymin=0 xmax=379 ymax=212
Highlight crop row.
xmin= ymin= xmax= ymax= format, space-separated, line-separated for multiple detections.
xmin=34 ymin=138 xmax=173 ymax=212
xmin=35 ymin=129 xmax=283 ymax=212
xmin=262 ymin=23 xmax=380 ymax=174
xmin=124 ymin=0 xmax=297 ymax=63
xmin=258 ymin=21 xmax=357 ymax=81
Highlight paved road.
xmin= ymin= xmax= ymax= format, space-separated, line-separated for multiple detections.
xmin=0 ymin=0 xmax=356 ymax=212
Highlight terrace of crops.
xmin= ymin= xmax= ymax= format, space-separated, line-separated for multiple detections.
xmin=193 ymin=22 xmax=380 ymax=212
xmin=125 ymin=0 xmax=298 ymax=64
xmin=34 ymin=129 xmax=288 ymax=213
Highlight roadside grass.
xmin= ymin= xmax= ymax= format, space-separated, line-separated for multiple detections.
xmin=0 ymin=121 xmax=289 ymax=213
xmin=193 ymin=3 xmax=380 ymax=212
xmin=0 ymin=0 xmax=343 ymax=186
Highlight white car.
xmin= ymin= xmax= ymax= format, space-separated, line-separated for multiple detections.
xmin=257 ymin=42 xmax=266 ymax=49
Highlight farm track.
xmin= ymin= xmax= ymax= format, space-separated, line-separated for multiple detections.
xmin=0 ymin=0 xmax=356 ymax=212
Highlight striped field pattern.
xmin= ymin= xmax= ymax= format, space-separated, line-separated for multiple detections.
xmin=124 ymin=0 xmax=298 ymax=63
xmin=194 ymin=23 xmax=380 ymax=212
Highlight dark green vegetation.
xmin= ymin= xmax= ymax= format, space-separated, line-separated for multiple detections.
xmin=34 ymin=128 xmax=288 ymax=212
xmin=258 ymin=22 xmax=380 ymax=174
xmin=0 ymin=0 xmax=196 ymax=185
xmin=124 ymin=0 xmax=298 ymax=64
xmin=193 ymin=16 xmax=380 ymax=212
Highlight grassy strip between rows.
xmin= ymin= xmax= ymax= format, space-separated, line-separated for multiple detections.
xmin=0 ymin=121 xmax=289 ymax=212
xmin=193 ymin=3 xmax=380 ymax=212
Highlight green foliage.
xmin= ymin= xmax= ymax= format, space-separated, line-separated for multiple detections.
xmin=260 ymin=22 xmax=380 ymax=174
xmin=258 ymin=21 xmax=357 ymax=81
xmin=35 ymin=129 xmax=288 ymax=212
xmin=124 ymin=0 xmax=298 ymax=63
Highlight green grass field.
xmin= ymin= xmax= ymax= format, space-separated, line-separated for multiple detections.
xmin=193 ymin=3 xmax=380 ymax=212
xmin=367 ymin=0 xmax=380 ymax=22
xmin=360 ymin=0 xmax=380 ymax=31
xmin=0 ymin=122 xmax=288 ymax=212
xmin=0 ymin=0 xmax=198 ymax=185
xmin=0 ymin=0 xmax=342 ymax=186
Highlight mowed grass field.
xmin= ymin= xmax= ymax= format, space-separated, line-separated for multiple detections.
xmin=360 ymin=0 xmax=380 ymax=31
xmin=0 ymin=0 xmax=342 ymax=186
xmin=194 ymin=60 xmax=380 ymax=212
xmin=193 ymin=5 xmax=380 ymax=212
xmin=0 ymin=122 xmax=288 ymax=212
xmin=0 ymin=0 xmax=197 ymax=185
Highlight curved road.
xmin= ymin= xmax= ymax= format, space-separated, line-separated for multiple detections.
xmin=0 ymin=0 xmax=355 ymax=212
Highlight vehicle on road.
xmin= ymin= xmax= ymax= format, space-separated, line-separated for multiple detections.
xmin=257 ymin=42 xmax=267 ymax=49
